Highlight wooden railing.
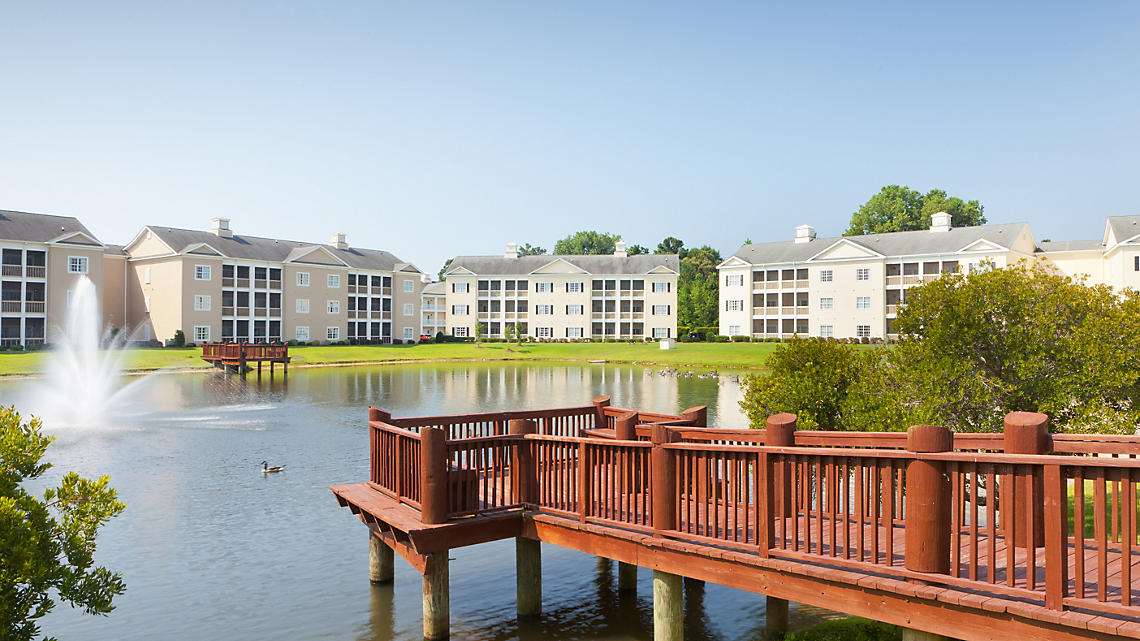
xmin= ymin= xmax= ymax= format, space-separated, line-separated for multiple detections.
xmin=201 ymin=342 xmax=288 ymax=361
xmin=366 ymin=403 xmax=1140 ymax=619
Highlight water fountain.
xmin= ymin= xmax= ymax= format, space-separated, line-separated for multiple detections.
xmin=29 ymin=276 xmax=154 ymax=431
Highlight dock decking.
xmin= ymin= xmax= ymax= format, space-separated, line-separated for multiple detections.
xmin=332 ymin=399 xmax=1140 ymax=640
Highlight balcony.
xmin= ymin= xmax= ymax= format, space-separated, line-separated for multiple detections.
xmin=2 ymin=265 xmax=21 ymax=277
xmin=886 ymin=304 xmax=899 ymax=315
xmin=223 ymin=306 xmax=235 ymax=316
xmin=1 ymin=301 xmax=20 ymax=313
xmin=270 ymin=279 xmax=282 ymax=289
xmin=346 ymin=284 xmax=357 ymax=294
xmin=24 ymin=302 xmax=44 ymax=314
xmin=269 ymin=307 xmax=281 ymax=317
xmin=886 ymin=276 xmax=901 ymax=286
xmin=223 ymin=277 xmax=235 ymax=288
xmin=25 ymin=266 xmax=45 ymax=278
xmin=236 ymin=278 xmax=250 ymax=288
xmin=752 ymin=307 xmax=764 ymax=316
xmin=236 ymin=306 xmax=250 ymax=316
xmin=382 ymin=287 xmax=392 ymax=296
xmin=795 ymin=306 xmax=809 ymax=315
xmin=254 ymin=279 xmax=268 ymax=289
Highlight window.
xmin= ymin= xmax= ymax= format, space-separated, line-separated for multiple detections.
xmin=652 ymin=305 xmax=670 ymax=315
xmin=403 ymin=280 xmax=414 ymax=293
xmin=327 ymin=326 xmax=340 ymax=341
xmin=536 ymin=327 xmax=553 ymax=338
xmin=403 ymin=327 xmax=415 ymax=339
xmin=68 ymin=256 xmax=88 ymax=274
xmin=820 ymin=269 xmax=833 ymax=282
xmin=728 ymin=325 xmax=741 ymax=336
xmin=297 ymin=272 xmax=310 ymax=286
xmin=856 ymin=296 xmax=871 ymax=310
xmin=652 ymin=281 xmax=670 ymax=293
xmin=820 ymin=325 xmax=834 ymax=338
xmin=725 ymin=299 xmax=743 ymax=311
xmin=566 ymin=304 xmax=583 ymax=315
xmin=451 ymin=304 xmax=469 ymax=315
xmin=194 ymin=295 xmax=211 ymax=312
xmin=535 ymin=282 xmax=553 ymax=293
xmin=535 ymin=305 xmax=553 ymax=315
xmin=652 ymin=327 xmax=670 ymax=338
xmin=856 ymin=325 xmax=871 ymax=338
xmin=566 ymin=282 xmax=583 ymax=293
xmin=856 ymin=268 xmax=870 ymax=281
xmin=144 ymin=267 xmax=151 ymax=284
xmin=296 ymin=299 xmax=310 ymax=314
xmin=725 ymin=274 xmax=744 ymax=286
xmin=1135 ymin=256 xmax=1139 ymax=271
xmin=194 ymin=326 xmax=210 ymax=342
xmin=566 ymin=327 xmax=583 ymax=338
xmin=295 ymin=326 xmax=310 ymax=341
xmin=195 ymin=265 xmax=211 ymax=281
xmin=328 ymin=274 xmax=340 ymax=288
xmin=144 ymin=295 xmax=150 ymax=312
xmin=453 ymin=327 xmax=468 ymax=337
xmin=452 ymin=282 xmax=469 ymax=293
xmin=327 ymin=300 xmax=340 ymax=314
xmin=820 ymin=297 xmax=834 ymax=310
xmin=403 ymin=303 xmax=414 ymax=316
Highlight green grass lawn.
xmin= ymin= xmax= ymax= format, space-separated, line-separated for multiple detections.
xmin=0 ymin=341 xmax=780 ymax=377
xmin=1069 ymin=479 xmax=1140 ymax=545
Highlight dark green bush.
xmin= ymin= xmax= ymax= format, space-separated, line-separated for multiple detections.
xmin=785 ymin=617 xmax=901 ymax=641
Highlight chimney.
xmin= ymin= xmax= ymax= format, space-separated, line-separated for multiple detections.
xmin=211 ymin=217 xmax=233 ymax=238
xmin=613 ymin=241 xmax=627 ymax=257
xmin=930 ymin=212 xmax=952 ymax=233
xmin=794 ymin=224 xmax=816 ymax=244
xmin=504 ymin=242 xmax=519 ymax=259
xmin=331 ymin=232 xmax=348 ymax=250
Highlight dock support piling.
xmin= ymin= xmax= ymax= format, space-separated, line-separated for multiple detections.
xmin=422 ymin=552 xmax=449 ymax=640
xmin=764 ymin=597 xmax=788 ymax=640
xmin=901 ymin=629 xmax=950 ymax=641
xmin=653 ymin=570 xmax=683 ymax=641
xmin=516 ymin=538 xmax=542 ymax=618
xmin=369 ymin=534 xmax=394 ymax=583
xmin=617 ymin=561 xmax=637 ymax=592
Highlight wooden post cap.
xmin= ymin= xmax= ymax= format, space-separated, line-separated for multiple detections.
xmin=766 ymin=413 xmax=796 ymax=447
xmin=1004 ymin=411 xmax=1048 ymax=454
xmin=906 ymin=424 xmax=953 ymax=453
xmin=509 ymin=418 xmax=538 ymax=435
xmin=593 ymin=395 xmax=611 ymax=406
xmin=651 ymin=423 xmax=676 ymax=445
xmin=615 ymin=411 xmax=638 ymax=441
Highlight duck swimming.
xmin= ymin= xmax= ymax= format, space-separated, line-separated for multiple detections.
xmin=261 ymin=461 xmax=285 ymax=474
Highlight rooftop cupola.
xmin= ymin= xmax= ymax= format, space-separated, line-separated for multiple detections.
xmin=613 ymin=241 xmax=627 ymax=257
xmin=331 ymin=232 xmax=348 ymax=250
xmin=504 ymin=242 xmax=519 ymax=259
xmin=211 ymin=217 xmax=233 ymax=238
xmin=930 ymin=212 xmax=952 ymax=233
xmin=794 ymin=224 xmax=816 ymax=244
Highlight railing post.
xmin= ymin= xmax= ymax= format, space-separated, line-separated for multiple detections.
xmin=577 ymin=441 xmax=590 ymax=522
xmin=766 ymin=413 xmax=796 ymax=519
xmin=681 ymin=405 xmax=708 ymax=427
xmin=593 ymin=395 xmax=611 ymax=428
xmin=904 ymin=424 xmax=953 ymax=574
xmin=420 ymin=427 xmax=449 ymax=524
xmin=651 ymin=424 xmax=678 ymax=533
xmin=614 ymin=410 xmax=638 ymax=441
xmin=1004 ymin=411 xmax=1048 ymax=548
xmin=1043 ymin=463 xmax=1069 ymax=610
xmin=509 ymin=419 xmax=538 ymax=505
xmin=369 ymin=406 xmax=391 ymax=424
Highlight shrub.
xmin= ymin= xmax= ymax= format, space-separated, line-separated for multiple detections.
xmin=731 ymin=335 xmax=749 ymax=342
xmin=785 ymin=617 xmax=901 ymax=641
xmin=172 ymin=329 xmax=185 ymax=347
xmin=715 ymin=335 xmax=731 ymax=343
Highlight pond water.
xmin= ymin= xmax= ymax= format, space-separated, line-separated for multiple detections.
xmin=3 ymin=363 xmax=837 ymax=640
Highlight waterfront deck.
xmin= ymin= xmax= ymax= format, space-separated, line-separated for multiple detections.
xmin=332 ymin=399 xmax=1140 ymax=640
xmin=201 ymin=342 xmax=288 ymax=377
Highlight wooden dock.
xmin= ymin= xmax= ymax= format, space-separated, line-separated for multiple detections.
xmin=332 ymin=398 xmax=1140 ymax=640
xmin=201 ymin=342 xmax=288 ymax=379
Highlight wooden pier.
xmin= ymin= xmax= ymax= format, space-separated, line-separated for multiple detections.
xmin=331 ymin=398 xmax=1140 ymax=640
xmin=201 ymin=342 xmax=288 ymax=380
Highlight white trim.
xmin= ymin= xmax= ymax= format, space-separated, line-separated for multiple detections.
xmin=47 ymin=230 xmax=104 ymax=247
xmin=284 ymin=245 xmax=351 ymax=267
xmin=805 ymin=238 xmax=886 ymax=262
xmin=180 ymin=242 xmax=226 ymax=257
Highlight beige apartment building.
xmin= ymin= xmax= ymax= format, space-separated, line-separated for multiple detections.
xmin=0 ymin=209 xmax=115 ymax=347
xmin=443 ymin=242 xmax=679 ymax=340
xmin=420 ymin=280 xmax=446 ymax=338
xmin=719 ymin=213 xmax=1140 ymax=340
xmin=122 ymin=218 xmax=424 ymax=345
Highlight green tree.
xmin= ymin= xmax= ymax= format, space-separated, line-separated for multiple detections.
xmin=553 ymin=231 xmax=621 ymax=255
xmin=655 ymin=237 xmax=685 ymax=255
xmin=1 ymin=407 xmax=126 ymax=641
xmin=887 ymin=260 xmax=1140 ymax=433
xmin=437 ymin=258 xmax=453 ymax=281
xmin=845 ymin=185 xmax=986 ymax=236
xmin=627 ymin=244 xmax=649 ymax=256
xmin=739 ymin=337 xmax=866 ymax=430
xmin=677 ymin=245 xmax=722 ymax=327
xmin=474 ymin=322 xmax=485 ymax=344
xmin=517 ymin=243 xmax=547 ymax=256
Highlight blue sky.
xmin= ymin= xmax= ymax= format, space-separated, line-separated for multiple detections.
xmin=1 ymin=2 xmax=1137 ymax=273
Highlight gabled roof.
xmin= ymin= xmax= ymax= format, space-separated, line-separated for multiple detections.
xmin=1036 ymin=240 xmax=1103 ymax=253
xmin=422 ymin=282 xmax=445 ymax=295
xmin=1106 ymin=215 xmax=1140 ymax=246
xmin=133 ymin=225 xmax=414 ymax=273
xmin=728 ymin=223 xmax=1031 ymax=265
xmin=445 ymin=254 xmax=680 ymax=277
xmin=0 ymin=209 xmax=103 ymax=245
